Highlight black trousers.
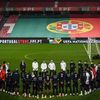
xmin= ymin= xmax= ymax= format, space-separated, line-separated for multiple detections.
xmin=32 ymin=86 xmax=37 ymax=96
xmin=80 ymin=83 xmax=85 ymax=92
xmin=85 ymin=84 xmax=89 ymax=92
xmin=42 ymin=72 xmax=46 ymax=78
xmin=66 ymin=83 xmax=72 ymax=94
xmin=73 ymin=83 xmax=78 ymax=94
xmin=14 ymin=83 xmax=19 ymax=92
xmin=21 ymin=70 xmax=26 ymax=78
xmin=96 ymin=80 xmax=100 ymax=89
xmin=50 ymin=70 xmax=54 ymax=77
xmin=34 ymin=71 xmax=38 ymax=76
xmin=0 ymin=79 xmax=2 ymax=89
xmin=53 ymin=86 xmax=58 ymax=95
xmin=91 ymin=79 xmax=96 ymax=90
xmin=59 ymin=84 xmax=64 ymax=94
xmin=25 ymin=85 xmax=30 ymax=94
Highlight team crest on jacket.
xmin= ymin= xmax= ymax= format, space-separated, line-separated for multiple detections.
xmin=47 ymin=20 xmax=93 ymax=34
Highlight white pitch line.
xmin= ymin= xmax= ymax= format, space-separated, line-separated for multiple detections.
xmin=83 ymin=44 xmax=91 ymax=62
xmin=24 ymin=54 xmax=34 ymax=61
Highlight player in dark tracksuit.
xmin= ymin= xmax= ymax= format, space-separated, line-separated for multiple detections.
xmin=32 ymin=74 xmax=38 ymax=97
xmin=44 ymin=73 xmax=51 ymax=98
xmin=58 ymin=70 xmax=65 ymax=96
xmin=52 ymin=71 xmax=58 ymax=96
xmin=24 ymin=74 xmax=31 ymax=97
xmin=20 ymin=60 xmax=26 ymax=78
xmin=22 ymin=72 xmax=26 ymax=95
xmin=6 ymin=71 xmax=14 ymax=94
xmin=72 ymin=72 xmax=79 ymax=95
xmin=78 ymin=61 xmax=83 ymax=77
xmin=70 ymin=60 xmax=75 ymax=78
xmin=9 ymin=71 xmax=15 ymax=95
xmin=79 ymin=70 xmax=86 ymax=95
xmin=65 ymin=70 xmax=72 ymax=96
xmin=5 ymin=70 xmax=11 ymax=93
xmin=12 ymin=69 xmax=20 ymax=95
xmin=37 ymin=72 xmax=44 ymax=98
xmin=96 ymin=66 xmax=100 ymax=89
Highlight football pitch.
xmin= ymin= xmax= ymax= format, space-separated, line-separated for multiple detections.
xmin=0 ymin=43 xmax=100 ymax=100
xmin=0 ymin=43 xmax=100 ymax=71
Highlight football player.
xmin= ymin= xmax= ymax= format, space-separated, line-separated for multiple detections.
xmin=41 ymin=61 xmax=47 ymax=78
xmin=5 ymin=69 xmax=11 ymax=93
xmin=22 ymin=72 xmax=26 ymax=96
xmin=90 ymin=66 xmax=96 ymax=92
xmin=79 ymin=70 xmax=86 ymax=96
xmin=31 ymin=73 xmax=38 ymax=98
xmin=84 ymin=68 xmax=91 ymax=95
xmin=24 ymin=74 xmax=31 ymax=97
xmin=48 ymin=60 xmax=56 ymax=77
xmin=58 ymin=70 xmax=65 ymax=96
xmin=72 ymin=71 xmax=79 ymax=95
xmin=0 ymin=68 xmax=3 ymax=91
xmin=96 ymin=66 xmax=100 ymax=89
xmin=1 ymin=67 xmax=6 ymax=92
xmin=65 ymin=70 xmax=72 ymax=96
xmin=12 ymin=69 xmax=20 ymax=95
xmin=44 ymin=72 xmax=51 ymax=98
xmin=70 ymin=60 xmax=75 ymax=78
xmin=32 ymin=59 xmax=39 ymax=76
xmin=52 ymin=71 xmax=58 ymax=97
xmin=20 ymin=60 xmax=26 ymax=78
xmin=78 ymin=60 xmax=83 ymax=77
xmin=37 ymin=72 xmax=44 ymax=98
xmin=60 ymin=60 xmax=66 ymax=71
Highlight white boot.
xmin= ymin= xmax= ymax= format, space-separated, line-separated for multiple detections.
xmin=49 ymin=95 xmax=52 ymax=98
xmin=44 ymin=95 xmax=47 ymax=98
xmin=37 ymin=95 xmax=39 ymax=99
xmin=24 ymin=93 xmax=27 ymax=97
xmin=29 ymin=93 xmax=31 ymax=97
xmin=89 ymin=89 xmax=92 ymax=93
xmin=65 ymin=94 xmax=68 ymax=96
xmin=79 ymin=91 xmax=83 ymax=96
xmin=17 ymin=92 xmax=19 ymax=96
xmin=85 ymin=91 xmax=87 ymax=95
xmin=70 ymin=93 xmax=72 ymax=95
xmin=41 ymin=94 xmax=44 ymax=98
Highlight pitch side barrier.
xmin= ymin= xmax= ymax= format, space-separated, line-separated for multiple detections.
xmin=0 ymin=38 xmax=100 ymax=44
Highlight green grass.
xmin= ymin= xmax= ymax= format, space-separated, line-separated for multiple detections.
xmin=0 ymin=90 xmax=100 ymax=100
xmin=0 ymin=44 xmax=99 ymax=71
xmin=0 ymin=43 xmax=100 ymax=100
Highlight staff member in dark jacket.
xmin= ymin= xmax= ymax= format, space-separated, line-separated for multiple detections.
xmin=20 ymin=60 xmax=26 ymax=78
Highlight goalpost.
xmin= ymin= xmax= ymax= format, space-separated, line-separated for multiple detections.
xmin=83 ymin=38 xmax=100 ymax=62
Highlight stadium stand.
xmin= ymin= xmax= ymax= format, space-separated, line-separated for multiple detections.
xmin=8 ymin=1 xmax=100 ymax=7
xmin=58 ymin=2 xmax=100 ymax=7
xmin=6 ymin=15 xmax=18 ymax=23
xmin=0 ymin=15 xmax=18 ymax=37
xmin=0 ymin=26 xmax=10 ymax=37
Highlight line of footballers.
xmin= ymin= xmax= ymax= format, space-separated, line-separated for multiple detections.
xmin=0 ymin=60 xmax=100 ymax=98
